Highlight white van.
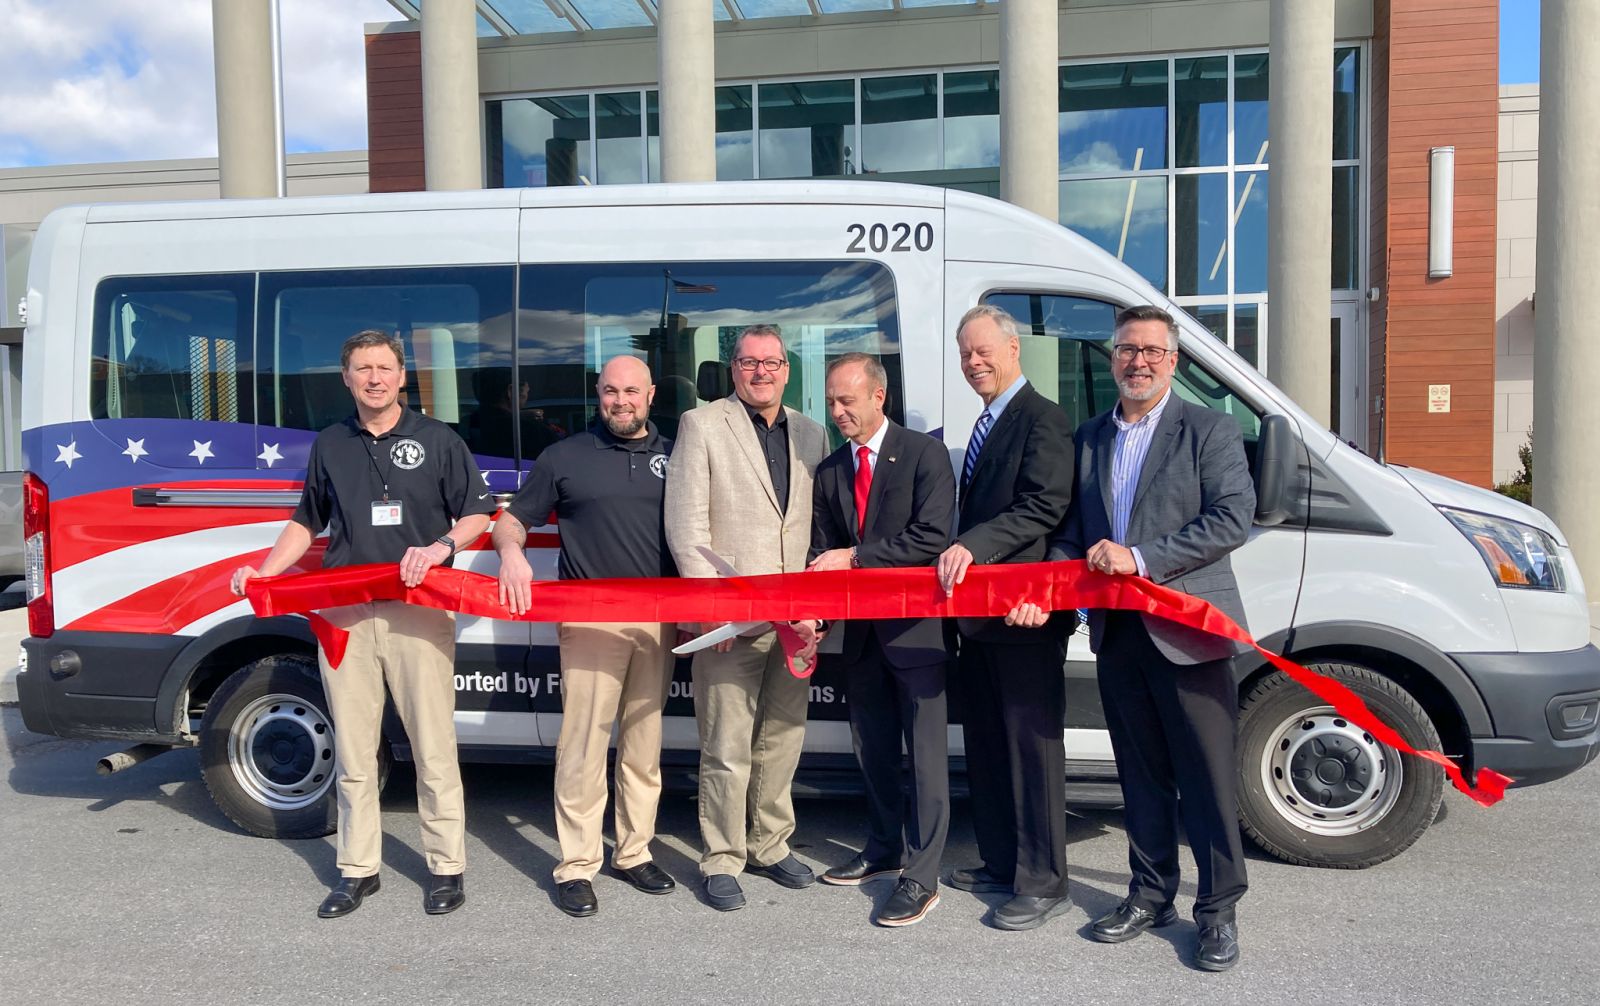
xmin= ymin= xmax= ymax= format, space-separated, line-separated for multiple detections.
xmin=16 ymin=182 xmax=1599 ymax=869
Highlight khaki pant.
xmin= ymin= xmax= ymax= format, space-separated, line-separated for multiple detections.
xmin=553 ymin=621 xmax=676 ymax=884
xmin=692 ymin=631 xmax=810 ymax=877
xmin=317 ymin=601 xmax=465 ymax=878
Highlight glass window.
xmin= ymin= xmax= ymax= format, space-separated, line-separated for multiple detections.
xmin=1234 ymin=169 xmax=1269 ymax=294
xmin=758 ymin=79 xmax=857 ymax=178
xmin=1332 ymin=165 xmax=1359 ymax=290
xmin=486 ymin=95 xmax=592 ymax=187
xmin=647 ymin=86 xmax=755 ymax=182
xmin=943 ymin=70 xmax=999 ymax=170
xmin=92 ymin=275 xmax=254 ymax=425
xmin=1188 ymin=303 xmax=1228 ymax=345
xmin=1234 ymin=304 xmax=1260 ymax=368
xmin=595 ymin=91 xmax=643 ymax=185
xmin=1234 ymin=54 xmax=1269 ymax=166
xmin=1175 ymin=56 xmax=1228 ymax=168
xmin=257 ymin=267 xmax=518 ymax=483
xmin=518 ymin=260 xmax=901 ymax=452
xmin=983 ymin=292 xmax=1118 ymax=428
xmin=860 ymin=74 xmax=939 ymax=174
xmin=1333 ymin=47 xmax=1360 ymax=161
xmin=1061 ymin=176 xmax=1168 ymax=291
xmin=1059 ymin=60 xmax=1168 ymax=173
xmin=1175 ymin=173 xmax=1229 ymax=297
xmin=1173 ymin=350 xmax=1263 ymax=442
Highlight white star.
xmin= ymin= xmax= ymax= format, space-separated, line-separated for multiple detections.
xmin=257 ymin=443 xmax=283 ymax=468
xmin=122 ymin=438 xmax=147 ymax=463
xmin=481 ymin=471 xmax=491 ymax=485
xmin=54 ymin=441 xmax=81 ymax=468
xmin=189 ymin=440 xmax=215 ymax=464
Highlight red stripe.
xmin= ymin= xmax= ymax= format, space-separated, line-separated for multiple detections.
xmin=66 ymin=545 xmax=327 ymax=635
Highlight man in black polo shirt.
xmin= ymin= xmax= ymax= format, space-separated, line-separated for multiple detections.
xmin=231 ymin=329 xmax=494 ymax=919
xmin=494 ymin=355 xmax=678 ymax=919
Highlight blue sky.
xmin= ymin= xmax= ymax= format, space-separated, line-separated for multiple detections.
xmin=1501 ymin=0 xmax=1540 ymax=83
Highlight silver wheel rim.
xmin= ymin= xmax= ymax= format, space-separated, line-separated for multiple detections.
xmin=226 ymin=692 xmax=335 ymax=811
xmin=1259 ymin=705 xmax=1403 ymax=837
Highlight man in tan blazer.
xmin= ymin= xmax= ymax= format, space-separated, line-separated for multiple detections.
xmin=664 ymin=324 xmax=829 ymax=912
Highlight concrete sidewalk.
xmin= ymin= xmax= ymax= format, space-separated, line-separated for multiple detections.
xmin=0 ymin=604 xmax=29 ymax=704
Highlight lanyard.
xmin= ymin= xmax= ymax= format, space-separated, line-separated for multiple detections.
xmin=359 ymin=433 xmax=396 ymax=502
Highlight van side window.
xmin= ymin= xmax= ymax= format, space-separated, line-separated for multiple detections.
xmin=91 ymin=274 xmax=254 ymax=423
xmin=256 ymin=266 xmax=516 ymax=463
xmin=518 ymin=261 xmax=902 ymax=456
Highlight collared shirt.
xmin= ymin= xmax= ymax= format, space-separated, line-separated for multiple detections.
xmin=293 ymin=408 xmax=495 ymax=569
xmin=981 ymin=373 xmax=1029 ymax=427
xmin=505 ymin=420 xmax=675 ymax=581
xmin=741 ymin=397 xmax=791 ymax=514
xmin=1109 ymin=387 xmax=1174 ymax=576
xmin=851 ymin=418 xmax=890 ymax=476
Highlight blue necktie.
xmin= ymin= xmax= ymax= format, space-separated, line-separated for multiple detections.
xmin=962 ymin=409 xmax=993 ymax=488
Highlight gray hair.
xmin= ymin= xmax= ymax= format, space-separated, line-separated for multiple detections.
xmin=732 ymin=324 xmax=787 ymax=360
xmin=1114 ymin=305 xmax=1180 ymax=351
xmin=341 ymin=329 xmax=405 ymax=371
xmin=826 ymin=352 xmax=888 ymax=391
xmin=955 ymin=303 xmax=1019 ymax=342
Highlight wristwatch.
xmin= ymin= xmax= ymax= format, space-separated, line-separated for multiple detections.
xmin=434 ymin=534 xmax=458 ymax=558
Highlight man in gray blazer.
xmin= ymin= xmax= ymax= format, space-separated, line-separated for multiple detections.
xmin=664 ymin=324 xmax=829 ymax=912
xmin=1010 ymin=305 xmax=1255 ymax=971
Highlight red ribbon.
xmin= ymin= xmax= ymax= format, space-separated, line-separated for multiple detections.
xmin=246 ymin=561 xmax=1511 ymax=807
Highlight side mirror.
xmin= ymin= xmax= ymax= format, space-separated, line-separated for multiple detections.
xmin=1254 ymin=414 xmax=1296 ymax=527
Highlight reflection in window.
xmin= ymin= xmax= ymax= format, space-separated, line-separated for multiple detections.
xmin=1059 ymin=60 xmax=1168 ymax=173
xmin=861 ymin=74 xmax=938 ymax=174
xmin=1234 ymin=54 xmax=1269 ymax=167
xmin=1175 ymin=56 xmax=1228 ymax=168
xmin=758 ymin=79 xmax=856 ymax=178
xmin=1061 ymin=176 xmax=1168 ymax=291
xmin=984 ymin=292 xmax=1118 ymax=428
xmin=943 ymin=70 xmax=999 ymax=170
xmin=1175 ymin=173 xmax=1229 ymax=297
xmin=646 ymin=86 xmax=755 ymax=182
xmin=1189 ymin=303 xmax=1228 ymax=346
xmin=595 ymin=91 xmax=643 ymax=184
xmin=1333 ymin=47 xmax=1360 ymax=161
xmin=487 ymin=95 xmax=592 ymax=187
xmin=1234 ymin=169 xmax=1268 ymax=295
xmin=1333 ymin=165 xmax=1359 ymax=290
xmin=1234 ymin=304 xmax=1260 ymax=369
xmin=518 ymin=260 xmax=901 ymax=449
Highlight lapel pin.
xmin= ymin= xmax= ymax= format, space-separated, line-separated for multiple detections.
xmin=887 ymin=456 xmax=896 ymax=462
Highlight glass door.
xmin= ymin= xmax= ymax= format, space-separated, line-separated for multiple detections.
xmin=1330 ymin=301 xmax=1364 ymax=448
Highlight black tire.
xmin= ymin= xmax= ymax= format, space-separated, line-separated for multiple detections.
xmin=199 ymin=654 xmax=386 ymax=839
xmin=1238 ymin=662 xmax=1445 ymax=869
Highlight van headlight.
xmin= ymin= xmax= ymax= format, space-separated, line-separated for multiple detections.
xmin=1440 ymin=507 xmax=1566 ymax=591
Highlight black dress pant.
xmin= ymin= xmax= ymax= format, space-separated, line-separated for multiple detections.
xmin=1098 ymin=611 xmax=1247 ymax=925
xmin=845 ymin=630 xmax=951 ymax=890
xmin=958 ymin=632 xmax=1069 ymax=898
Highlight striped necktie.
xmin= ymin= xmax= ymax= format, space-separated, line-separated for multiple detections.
xmin=962 ymin=409 xmax=993 ymax=488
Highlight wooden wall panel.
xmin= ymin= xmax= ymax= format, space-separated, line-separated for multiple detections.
xmin=365 ymin=30 xmax=425 ymax=194
xmin=1370 ymin=0 xmax=1499 ymax=486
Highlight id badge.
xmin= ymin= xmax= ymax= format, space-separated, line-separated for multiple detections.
xmin=371 ymin=500 xmax=404 ymax=526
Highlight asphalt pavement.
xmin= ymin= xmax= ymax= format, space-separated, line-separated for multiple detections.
xmin=3 ymin=705 xmax=1597 ymax=1006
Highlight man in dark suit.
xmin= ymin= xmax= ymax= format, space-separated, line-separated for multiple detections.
xmin=807 ymin=353 xmax=956 ymax=928
xmin=1010 ymin=304 xmax=1256 ymax=971
xmin=935 ymin=304 xmax=1075 ymax=931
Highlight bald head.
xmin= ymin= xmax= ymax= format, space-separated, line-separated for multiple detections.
xmin=596 ymin=354 xmax=655 ymax=439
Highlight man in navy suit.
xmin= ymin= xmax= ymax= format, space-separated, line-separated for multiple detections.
xmin=1011 ymin=304 xmax=1256 ymax=970
xmin=808 ymin=353 xmax=956 ymax=927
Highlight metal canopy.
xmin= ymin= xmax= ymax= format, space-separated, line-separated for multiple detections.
xmin=387 ymin=0 xmax=983 ymax=37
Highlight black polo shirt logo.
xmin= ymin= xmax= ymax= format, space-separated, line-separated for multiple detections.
xmin=649 ymin=453 xmax=669 ymax=480
xmin=390 ymin=439 xmax=426 ymax=470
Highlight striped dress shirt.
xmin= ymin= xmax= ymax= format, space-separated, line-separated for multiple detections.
xmin=1109 ymin=388 xmax=1173 ymax=576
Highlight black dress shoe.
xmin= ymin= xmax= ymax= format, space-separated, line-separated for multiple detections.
xmin=746 ymin=853 xmax=816 ymax=889
xmin=557 ymin=879 xmax=598 ymax=918
xmin=821 ymin=854 xmax=902 ymax=887
xmin=317 ymin=875 xmax=380 ymax=919
xmin=704 ymin=874 xmax=746 ymax=912
xmin=1089 ymin=897 xmax=1180 ymax=943
xmin=1196 ymin=921 xmax=1240 ymax=971
xmin=875 ymin=878 xmax=940 ymax=928
xmin=614 ymin=861 xmax=676 ymax=895
xmin=424 ymin=873 xmax=465 ymax=915
xmin=992 ymin=894 xmax=1073 ymax=931
xmin=946 ymin=866 xmax=1011 ymax=894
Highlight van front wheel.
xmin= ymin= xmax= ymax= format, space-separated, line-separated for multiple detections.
xmin=199 ymin=655 xmax=356 ymax=840
xmin=1237 ymin=663 xmax=1445 ymax=869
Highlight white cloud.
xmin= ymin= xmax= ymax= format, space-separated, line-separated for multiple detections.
xmin=0 ymin=0 xmax=398 ymax=168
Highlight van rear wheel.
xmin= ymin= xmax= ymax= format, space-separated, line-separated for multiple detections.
xmin=199 ymin=655 xmax=377 ymax=840
xmin=1237 ymin=663 xmax=1444 ymax=869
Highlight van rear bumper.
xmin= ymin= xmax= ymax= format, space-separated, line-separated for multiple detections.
xmin=16 ymin=631 xmax=189 ymax=743
xmin=1455 ymin=644 xmax=1600 ymax=786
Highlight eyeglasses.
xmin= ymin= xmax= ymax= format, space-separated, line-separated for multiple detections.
xmin=1111 ymin=344 xmax=1175 ymax=363
xmin=733 ymin=357 xmax=788 ymax=373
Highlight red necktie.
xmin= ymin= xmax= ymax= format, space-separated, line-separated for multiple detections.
xmin=854 ymin=445 xmax=873 ymax=535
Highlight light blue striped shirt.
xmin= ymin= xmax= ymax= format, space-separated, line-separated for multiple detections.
xmin=1110 ymin=388 xmax=1173 ymax=577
